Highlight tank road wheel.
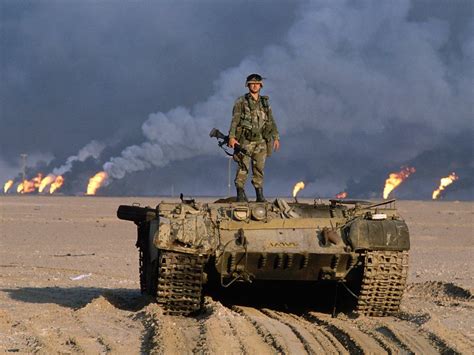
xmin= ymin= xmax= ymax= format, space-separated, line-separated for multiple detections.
xmin=157 ymin=250 xmax=207 ymax=316
xmin=356 ymin=250 xmax=409 ymax=316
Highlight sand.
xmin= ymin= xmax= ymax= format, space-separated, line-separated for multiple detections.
xmin=0 ymin=196 xmax=472 ymax=353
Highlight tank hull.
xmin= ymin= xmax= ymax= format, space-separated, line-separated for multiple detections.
xmin=117 ymin=198 xmax=410 ymax=316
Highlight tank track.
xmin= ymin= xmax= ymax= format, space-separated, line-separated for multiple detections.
xmin=356 ymin=250 xmax=409 ymax=316
xmin=138 ymin=249 xmax=147 ymax=293
xmin=157 ymin=250 xmax=207 ymax=316
xmin=137 ymin=222 xmax=148 ymax=294
xmin=137 ymin=221 xmax=155 ymax=295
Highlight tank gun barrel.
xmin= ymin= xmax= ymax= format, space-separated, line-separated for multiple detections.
xmin=365 ymin=199 xmax=396 ymax=209
xmin=329 ymin=199 xmax=371 ymax=206
xmin=330 ymin=199 xmax=396 ymax=210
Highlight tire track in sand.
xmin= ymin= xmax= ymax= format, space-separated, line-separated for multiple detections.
xmin=355 ymin=316 xmax=439 ymax=354
xmin=418 ymin=318 xmax=471 ymax=354
xmin=142 ymin=299 xmax=278 ymax=354
xmin=260 ymin=309 xmax=342 ymax=354
xmin=233 ymin=306 xmax=290 ymax=353
xmin=342 ymin=316 xmax=402 ymax=354
xmin=203 ymin=300 xmax=263 ymax=354
xmin=303 ymin=311 xmax=387 ymax=354
xmin=391 ymin=312 xmax=465 ymax=354
xmin=144 ymin=305 xmax=201 ymax=354
xmin=285 ymin=313 xmax=352 ymax=354
xmin=139 ymin=305 xmax=163 ymax=354
xmin=235 ymin=306 xmax=351 ymax=354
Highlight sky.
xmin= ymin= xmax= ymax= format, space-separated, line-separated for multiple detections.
xmin=1 ymin=0 xmax=473 ymax=200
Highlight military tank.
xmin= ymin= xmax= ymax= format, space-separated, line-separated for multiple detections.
xmin=117 ymin=197 xmax=409 ymax=316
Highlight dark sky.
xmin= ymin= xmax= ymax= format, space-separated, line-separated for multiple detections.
xmin=1 ymin=0 xmax=473 ymax=200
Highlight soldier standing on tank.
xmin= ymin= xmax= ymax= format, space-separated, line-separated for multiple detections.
xmin=228 ymin=73 xmax=280 ymax=202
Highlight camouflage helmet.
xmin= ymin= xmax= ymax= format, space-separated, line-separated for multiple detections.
xmin=245 ymin=73 xmax=264 ymax=87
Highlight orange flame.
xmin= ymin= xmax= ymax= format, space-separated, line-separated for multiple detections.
xmin=4 ymin=179 xmax=14 ymax=193
xmin=292 ymin=181 xmax=305 ymax=198
xmin=23 ymin=180 xmax=36 ymax=193
xmin=87 ymin=171 xmax=108 ymax=195
xmin=39 ymin=174 xmax=56 ymax=193
xmin=15 ymin=174 xmax=43 ymax=194
xmin=336 ymin=191 xmax=348 ymax=199
xmin=383 ymin=167 xmax=416 ymax=199
xmin=50 ymin=175 xmax=64 ymax=194
xmin=432 ymin=172 xmax=458 ymax=200
xmin=17 ymin=180 xmax=34 ymax=193
xmin=32 ymin=173 xmax=42 ymax=189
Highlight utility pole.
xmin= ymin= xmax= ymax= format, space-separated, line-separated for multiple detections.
xmin=20 ymin=154 xmax=28 ymax=181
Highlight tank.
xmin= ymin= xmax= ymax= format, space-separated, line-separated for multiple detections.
xmin=117 ymin=197 xmax=409 ymax=316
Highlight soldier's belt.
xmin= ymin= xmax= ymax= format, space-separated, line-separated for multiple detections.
xmin=247 ymin=132 xmax=263 ymax=141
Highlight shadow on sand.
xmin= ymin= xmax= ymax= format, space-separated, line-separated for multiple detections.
xmin=3 ymin=280 xmax=358 ymax=316
xmin=206 ymin=280 xmax=358 ymax=316
xmin=2 ymin=286 xmax=151 ymax=311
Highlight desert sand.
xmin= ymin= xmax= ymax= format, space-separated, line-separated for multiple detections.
xmin=0 ymin=196 xmax=472 ymax=353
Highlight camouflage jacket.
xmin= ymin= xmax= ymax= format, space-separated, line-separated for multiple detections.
xmin=228 ymin=93 xmax=280 ymax=144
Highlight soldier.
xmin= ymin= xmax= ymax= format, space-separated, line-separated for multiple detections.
xmin=228 ymin=73 xmax=280 ymax=202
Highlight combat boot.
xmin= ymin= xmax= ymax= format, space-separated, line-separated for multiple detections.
xmin=236 ymin=187 xmax=248 ymax=202
xmin=255 ymin=188 xmax=266 ymax=202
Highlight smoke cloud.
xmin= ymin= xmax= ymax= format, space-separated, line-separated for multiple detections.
xmin=2 ymin=1 xmax=473 ymax=200
xmin=102 ymin=0 xmax=473 ymax=200
xmin=53 ymin=140 xmax=105 ymax=176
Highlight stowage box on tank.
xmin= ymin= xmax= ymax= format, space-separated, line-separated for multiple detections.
xmin=117 ymin=198 xmax=409 ymax=316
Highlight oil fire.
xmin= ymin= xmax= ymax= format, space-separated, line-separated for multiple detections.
xmin=16 ymin=174 xmax=43 ymax=194
xmin=292 ymin=181 xmax=305 ymax=198
xmin=39 ymin=174 xmax=56 ymax=193
xmin=4 ymin=180 xmax=14 ymax=193
xmin=432 ymin=172 xmax=458 ymax=200
xmin=87 ymin=171 xmax=108 ymax=195
xmin=50 ymin=175 xmax=64 ymax=194
xmin=335 ymin=191 xmax=348 ymax=199
xmin=17 ymin=181 xmax=24 ymax=193
xmin=39 ymin=174 xmax=65 ymax=194
xmin=32 ymin=173 xmax=43 ymax=189
xmin=5 ymin=173 xmax=66 ymax=194
xmin=383 ymin=167 xmax=416 ymax=199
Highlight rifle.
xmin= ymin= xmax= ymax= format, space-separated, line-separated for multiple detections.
xmin=209 ymin=128 xmax=248 ymax=157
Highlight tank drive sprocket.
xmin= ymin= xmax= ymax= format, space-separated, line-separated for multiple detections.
xmin=356 ymin=250 xmax=409 ymax=316
xmin=157 ymin=250 xmax=207 ymax=316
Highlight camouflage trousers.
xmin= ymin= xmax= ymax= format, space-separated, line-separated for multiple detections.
xmin=234 ymin=140 xmax=267 ymax=189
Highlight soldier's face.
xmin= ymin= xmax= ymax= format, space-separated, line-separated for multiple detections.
xmin=248 ymin=83 xmax=262 ymax=94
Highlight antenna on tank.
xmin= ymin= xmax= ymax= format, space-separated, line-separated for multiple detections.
xmin=20 ymin=154 xmax=28 ymax=181
xmin=227 ymin=157 xmax=232 ymax=197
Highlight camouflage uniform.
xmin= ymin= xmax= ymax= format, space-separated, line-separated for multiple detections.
xmin=229 ymin=93 xmax=279 ymax=189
